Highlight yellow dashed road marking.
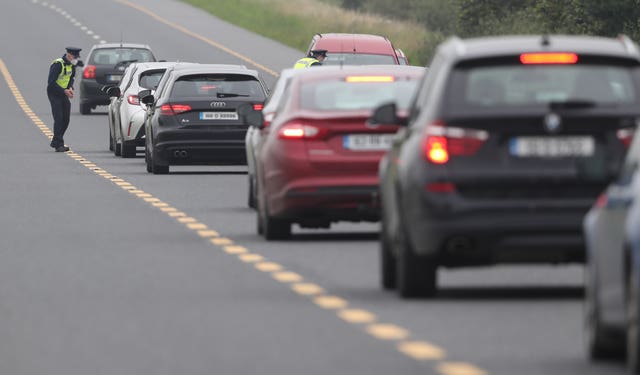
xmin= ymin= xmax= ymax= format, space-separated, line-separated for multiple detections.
xmin=210 ymin=237 xmax=232 ymax=246
xmin=291 ymin=283 xmax=325 ymax=296
xmin=337 ymin=309 xmax=376 ymax=324
xmin=314 ymin=295 xmax=348 ymax=309
xmin=224 ymin=246 xmax=248 ymax=255
xmin=254 ymin=262 xmax=283 ymax=272
xmin=238 ymin=253 xmax=264 ymax=263
xmin=197 ymin=230 xmax=219 ymax=238
xmin=438 ymin=362 xmax=489 ymax=375
xmin=398 ymin=341 xmax=446 ymax=361
xmin=272 ymin=271 xmax=302 ymax=283
xmin=366 ymin=324 xmax=410 ymax=340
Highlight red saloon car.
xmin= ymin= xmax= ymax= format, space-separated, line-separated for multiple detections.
xmin=252 ymin=65 xmax=425 ymax=239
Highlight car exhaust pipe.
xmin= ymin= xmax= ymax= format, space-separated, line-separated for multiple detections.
xmin=173 ymin=150 xmax=188 ymax=158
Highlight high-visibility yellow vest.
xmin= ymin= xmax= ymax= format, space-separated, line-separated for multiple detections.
xmin=52 ymin=58 xmax=73 ymax=89
xmin=294 ymin=57 xmax=320 ymax=69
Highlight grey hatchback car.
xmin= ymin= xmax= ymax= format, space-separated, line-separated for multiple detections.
xmin=371 ymin=34 xmax=640 ymax=298
xmin=79 ymin=43 xmax=156 ymax=114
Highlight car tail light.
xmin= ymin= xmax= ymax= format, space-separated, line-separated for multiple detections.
xmin=520 ymin=53 xmax=578 ymax=65
xmin=127 ymin=95 xmax=139 ymax=105
xmin=617 ymin=128 xmax=634 ymax=148
xmin=278 ymin=122 xmax=326 ymax=140
xmin=160 ymin=103 xmax=192 ymax=116
xmin=422 ymin=121 xmax=489 ymax=164
xmin=253 ymin=103 xmax=264 ymax=111
xmin=83 ymin=65 xmax=96 ymax=79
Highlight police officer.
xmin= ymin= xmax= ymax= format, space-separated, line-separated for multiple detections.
xmin=47 ymin=46 xmax=81 ymax=152
xmin=294 ymin=49 xmax=327 ymax=69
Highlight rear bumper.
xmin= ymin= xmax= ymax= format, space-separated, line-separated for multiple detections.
xmin=405 ymin=194 xmax=590 ymax=265
xmin=154 ymin=130 xmax=247 ymax=165
xmin=268 ymin=176 xmax=380 ymax=224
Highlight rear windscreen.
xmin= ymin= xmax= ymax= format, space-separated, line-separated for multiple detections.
xmin=90 ymin=48 xmax=155 ymax=65
xmin=170 ymin=74 xmax=266 ymax=100
xmin=446 ymin=61 xmax=639 ymax=113
xmin=138 ymin=70 xmax=165 ymax=90
xmin=300 ymin=77 xmax=418 ymax=111
xmin=323 ymin=53 xmax=397 ymax=65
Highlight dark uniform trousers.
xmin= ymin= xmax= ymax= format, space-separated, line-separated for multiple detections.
xmin=48 ymin=92 xmax=71 ymax=148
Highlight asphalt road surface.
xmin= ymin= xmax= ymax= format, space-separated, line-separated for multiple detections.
xmin=0 ymin=1 xmax=626 ymax=374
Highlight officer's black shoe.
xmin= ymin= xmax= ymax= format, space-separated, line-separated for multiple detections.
xmin=49 ymin=141 xmax=55 ymax=148
xmin=55 ymin=146 xmax=70 ymax=152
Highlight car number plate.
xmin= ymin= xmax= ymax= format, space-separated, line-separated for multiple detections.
xmin=199 ymin=112 xmax=239 ymax=120
xmin=343 ymin=134 xmax=394 ymax=151
xmin=107 ymin=74 xmax=122 ymax=82
xmin=509 ymin=136 xmax=595 ymax=157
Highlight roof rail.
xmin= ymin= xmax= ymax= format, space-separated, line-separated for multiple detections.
xmin=449 ymin=36 xmax=466 ymax=56
xmin=618 ymin=34 xmax=640 ymax=55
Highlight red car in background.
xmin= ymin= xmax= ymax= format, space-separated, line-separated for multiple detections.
xmin=306 ymin=33 xmax=403 ymax=65
xmin=251 ymin=65 xmax=425 ymax=239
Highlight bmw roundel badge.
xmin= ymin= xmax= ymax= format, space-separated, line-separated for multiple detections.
xmin=543 ymin=113 xmax=562 ymax=134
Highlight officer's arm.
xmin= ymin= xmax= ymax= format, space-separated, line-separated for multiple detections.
xmin=68 ymin=66 xmax=75 ymax=89
xmin=47 ymin=63 xmax=65 ymax=96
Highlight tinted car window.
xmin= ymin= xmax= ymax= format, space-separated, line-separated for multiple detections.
xmin=323 ymin=53 xmax=397 ymax=66
xmin=90 ymin=48 xmax=155 ymax=65
xmin=139 ymin=70 xmax=166 ymax=90
xmin=169 ymin=74 xmax=266 ymax=100
xmin=300 ymin=78 xmax=417 ymax=111
xmin=446 ymin=62 xmax=638 ymax=114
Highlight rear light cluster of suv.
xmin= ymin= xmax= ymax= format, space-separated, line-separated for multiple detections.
xmin=422 ymin=121 xmax=489 ymax=164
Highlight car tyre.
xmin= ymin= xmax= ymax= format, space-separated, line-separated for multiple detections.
xmin=628 ymin=264 xmax=640 ymax=373
xmin=145 ymin=147 xmax=153 ymax=173
xmin=395 ymin=225 xmax=437 ymax=298
xmin=109 ymin=126 xmax=114 ymax=151
xmin=259 ymin=196 xmax=290 ymax=240
xmin=121 ymin=142 xmax=136 ymax=158
xmin=585 ymin=266 xmax=623 ymax=360
xmin=151 ymin=151 xmax=169 ymax=174
xmin=248 ymin=175 xmax=256 ymax=209
xmin=380 ymin=215 xmax=396 ymax=290
xmin=80 ymin=102 xmax=91 ymax=115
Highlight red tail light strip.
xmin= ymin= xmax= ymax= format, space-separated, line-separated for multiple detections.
xmin=83 ymin=65 xmax=96 ymax=79
xmin=423 ymin=122 xmax=489 ymax=164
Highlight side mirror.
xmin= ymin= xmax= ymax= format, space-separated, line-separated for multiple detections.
xmin=106 ymin=86 xmax=121 ymax=98
xmin=76 ymin=59 xmax=84 ymax=67
xmin=368 ymin=102 xmax=405 ymax=127
xmin=140 ymin=94 xmax=154 ymax=106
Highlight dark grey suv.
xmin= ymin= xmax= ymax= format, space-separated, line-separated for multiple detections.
xmin=371 ymin=34 xmax=640 ymax=298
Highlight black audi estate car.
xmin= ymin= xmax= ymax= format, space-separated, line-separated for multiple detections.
xmin=141 ymin=64 xmax=269 ymax=174
xmin=371 ymin=34 xmax=640 ymax=298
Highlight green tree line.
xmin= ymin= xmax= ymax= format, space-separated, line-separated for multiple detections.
xmin=343 ymin=0 xmax=640 ymax=41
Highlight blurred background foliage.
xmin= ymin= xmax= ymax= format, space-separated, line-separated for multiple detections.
xmin=183 ymin=0 xmax=640 ymax=67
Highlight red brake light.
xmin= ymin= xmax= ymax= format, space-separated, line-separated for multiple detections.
xmin=253 ymin=103 xmax=264 ymax=111
xmin=617 ymin=128 xmax=635 ymax=148
xmin=278 ymin=122 xmax=324 ymax=140
xmin=520 ymin=53 xmax=578 ymax=65
xmin=422 ymin=121 xmax=489 ymax=164
xmin=425 ymin=136 xmax=449 ymax=164
xmin=160 ymin=103 xmax=192 ymax=116
xmin=83 ymin=65 xmax=96 ymax=79
xmin=127 ymin=95 xmax=139 ymax=105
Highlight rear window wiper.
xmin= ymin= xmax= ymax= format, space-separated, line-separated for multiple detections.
xmin=114 ymin=59 xmax=138 ymax=69
xmin=216 ymin=92 xmax=249 ymax=98
xmin=549 ymin=100 xmax=596 ymax=110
